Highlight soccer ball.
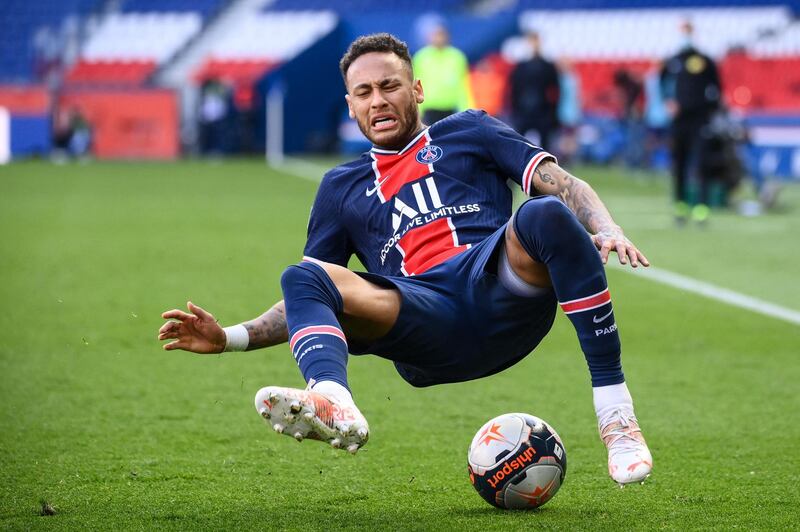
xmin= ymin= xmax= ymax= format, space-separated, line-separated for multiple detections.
xmin=467 ymin=413 xmax=567 ymax=509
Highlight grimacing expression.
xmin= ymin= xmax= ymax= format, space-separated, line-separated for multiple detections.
xmin=345 ymin=52 xmax=424 ymax=150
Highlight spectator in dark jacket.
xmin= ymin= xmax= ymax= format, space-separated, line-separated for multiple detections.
xmin=661 ymin=20 xmax=722 ymax=224
xmin=509 ymin=31 xmax=560 ymax=153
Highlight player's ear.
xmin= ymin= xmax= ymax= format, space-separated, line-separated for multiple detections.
xmin=413 ymin=79 xmax=424 ymax=104
xmin=345 ymin=94 xmax=355 ymax=119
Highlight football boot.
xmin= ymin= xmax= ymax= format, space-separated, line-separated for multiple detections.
xmin=599 ymin=407 xmax=652 ymax=486
xmin=254 ymin=385 xmax=369 ymax=454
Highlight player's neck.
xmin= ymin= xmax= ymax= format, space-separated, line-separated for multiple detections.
xmin=373 ymin=124 xmax=427 ymax=153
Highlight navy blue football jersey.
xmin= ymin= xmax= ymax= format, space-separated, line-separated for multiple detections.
xmin=303 ymin=110 xmax=554 ymax=277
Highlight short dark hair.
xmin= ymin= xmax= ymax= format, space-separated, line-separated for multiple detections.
xmin=339 ymin=33 xmax=413 ymax=85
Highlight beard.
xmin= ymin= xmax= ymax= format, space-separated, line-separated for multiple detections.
xmin=357 ymin=97 xmax=421 ymax=150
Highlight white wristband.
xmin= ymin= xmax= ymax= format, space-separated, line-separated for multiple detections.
xmin=223 ymin=324 xmax=249 ymax=352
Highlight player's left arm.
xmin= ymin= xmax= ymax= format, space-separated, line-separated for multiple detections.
xmin=531 ymin=160 xmax=650 ymax=268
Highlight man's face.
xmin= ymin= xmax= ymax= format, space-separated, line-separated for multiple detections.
xmin=345 ymin=52 xmax=424 ymax=150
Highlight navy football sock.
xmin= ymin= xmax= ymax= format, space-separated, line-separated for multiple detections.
xmin=513 ymin=197 xmax=623 ymax=387
xmin=280 ymin=262 xmax=349 ymax=390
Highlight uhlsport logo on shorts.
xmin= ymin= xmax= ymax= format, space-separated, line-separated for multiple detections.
xmin=416 ymin=145 xmax=443 ymax=164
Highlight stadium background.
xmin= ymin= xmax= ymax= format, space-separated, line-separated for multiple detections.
xmin=1 ymin=0 xmax=799 ymax=529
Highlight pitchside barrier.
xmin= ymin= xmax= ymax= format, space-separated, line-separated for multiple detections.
xmin=58 ymin=89 xmax=179 ymax=160
xmin=0 ymin=85 xmax=51 ymax=160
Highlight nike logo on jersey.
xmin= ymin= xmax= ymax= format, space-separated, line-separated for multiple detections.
xmin=366 ymin=176 xmax=390 ymax=196
xmin=592 ymin=309 xmax=614 ymax=323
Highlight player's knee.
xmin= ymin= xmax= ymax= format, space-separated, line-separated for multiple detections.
xmin=513 ymin=197 xmax=587 ymax=262
xmin=517 ymin=196 xmax=572 ymax=228
xmin=280 ymin=262 xmax=344 ymax=312
xmin=516 ymin=197 xmax=583 ymax=240
xmin=280 ymin=263 xmax=312 ymax=292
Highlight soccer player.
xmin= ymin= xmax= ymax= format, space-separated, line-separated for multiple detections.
xmin=159 ymin=33 xmax=653 ymax=485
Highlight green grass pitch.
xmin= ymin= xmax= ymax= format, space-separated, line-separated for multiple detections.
xmin=1 ymin=159 xmax=799 ymax=530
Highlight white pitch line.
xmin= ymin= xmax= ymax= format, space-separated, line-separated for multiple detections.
xmin=269 ymin=156 xmax=327 ymax=183
xmin=610 ymin=263 xmax=800 ymax=326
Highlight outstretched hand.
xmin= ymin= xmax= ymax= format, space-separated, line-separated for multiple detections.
xmin=158 ymin=301 xmax=226 ymax=354
xmin=591 ymin=228 xmax=650 ymax=268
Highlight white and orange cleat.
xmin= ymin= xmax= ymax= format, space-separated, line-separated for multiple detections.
xmin=254 ymin=384 xmax=369 ymax=454
xmin=599 ymin=407 xmax=653 ymax=486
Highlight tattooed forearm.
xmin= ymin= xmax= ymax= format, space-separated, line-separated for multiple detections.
xmin=562 ymin=177 xmax=619 ymax=233
xmin=242 ymin=300 xmax=288 ymax=350
xmin=532 ymin=161 xmax=619 ymax=233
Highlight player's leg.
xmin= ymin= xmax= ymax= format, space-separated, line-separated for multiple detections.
xmin=689 ymin=125 xmax=711 ymax=224
xmin=254 ymin=260 xmax=401 ymax=453
xmin=504 ymin=196 xmax=652 ymax=485
xmin=672 ymin=122 xmax=691 ymax=224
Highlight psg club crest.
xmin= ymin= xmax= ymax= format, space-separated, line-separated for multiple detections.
xmin=416 ymin=145 xmax=443 ymax=164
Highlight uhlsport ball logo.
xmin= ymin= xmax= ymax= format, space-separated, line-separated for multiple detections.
xmin=467 ymin=413 xmax=567 ymax=509
xmin=415 ymin=145 xmax=443 ymax=164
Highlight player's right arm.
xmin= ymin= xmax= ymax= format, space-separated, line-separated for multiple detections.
xmin=159 ymin=170 xmax=351 ymax=354
xmin=158 ymin=300 xmax=288 ymax=353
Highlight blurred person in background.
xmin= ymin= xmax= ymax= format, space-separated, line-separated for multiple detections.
xmin=470 ymin=55 xmax=508 ymax=119
xmin=643 ymin=61 xmax=671 ymax=172
xmin=556 ymin=58 xmax=581 ymax=164
xmin=51 ymin=106 xmax=92 ymax=162
xmin=198 ymin=78 xmax=232 ymax=155
xmin=613 ymin=69 xmax=645 ymax=170
xmin=661 ymin=20 xmax=721 ymax=225
xmin=412 ymin=23 xmax=473 ymax=124
xmin=509 ymin=31 xmax=560 ymax=153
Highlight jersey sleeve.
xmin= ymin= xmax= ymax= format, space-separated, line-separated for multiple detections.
xmin=302 ymin=173 xmax=354 ymax=266
xmin=476 ymin=110 xmax=556 ymax=196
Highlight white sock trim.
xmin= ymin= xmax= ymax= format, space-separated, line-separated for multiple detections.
xmin=223 ymin=324 xmax=249 ymax=352
xmin=593 ymin=382 xmax=633 ymax=419
xmin=311 ymin=380 xmax=353 ymax=404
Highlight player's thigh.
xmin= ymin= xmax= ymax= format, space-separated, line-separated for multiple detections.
xmin=504 ymin=220 xmax=552 ymax=288
xmin=313 ymin=261 xmax=401 ymax=340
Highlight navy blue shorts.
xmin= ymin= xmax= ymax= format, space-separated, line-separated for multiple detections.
xmin=350 ymin=224 xmax=557 ymax=387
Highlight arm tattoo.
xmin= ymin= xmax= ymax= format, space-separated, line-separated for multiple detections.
xmin=242 ymin=300 xmax=288 ymax=350
xmin=533 ymin=162 xmax=618 ymax=233
xmin=537 ymin=169 xmax=555 ymax=185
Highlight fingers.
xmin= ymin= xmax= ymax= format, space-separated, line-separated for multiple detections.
xmin=163 ymin=339 xmax=188 ymax=351
xmin=615 ymin=241 xmax=628 ymax=265
xmin=162 ymin=309 xmax=193 ymax=321
xmin=187 ymin=301 xmax=214 ymax=321
xmin=599 ymin=239 xmax=614 ymax=264
xmin=158 ymin=322 xmax=182 ymax=341
xmin=158 ymin=320 xmax=179 ymax=335
xmin=636 ymin=248 xmax=650 ymax=267
xmin=617 ymin=243 xmax=649 ymax=268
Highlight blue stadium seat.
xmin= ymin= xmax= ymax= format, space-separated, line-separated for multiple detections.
xmin=515 ymin=0 xmax=799 ymax=11
xmin=0 ymin=0 xmax=101 ymax=81
xmin=265 ymin=0 xmax=465 ymax=13
xmin=121 ymin=0 xmax=226 ymax=19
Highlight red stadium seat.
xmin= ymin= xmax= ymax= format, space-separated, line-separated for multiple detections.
xmin=192 ymin=58 xmax=280 ymax=86
xmin=64 ymin=60 xmax=157 ymax=86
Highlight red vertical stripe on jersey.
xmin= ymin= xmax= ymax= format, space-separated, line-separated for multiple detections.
xmin=559 ymin=288 xmax=611 ymax=314
xmin=396 ymin=217 xmax=470 ymax=276
xmin=370 ymin=134 xmax=431 ymax=203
